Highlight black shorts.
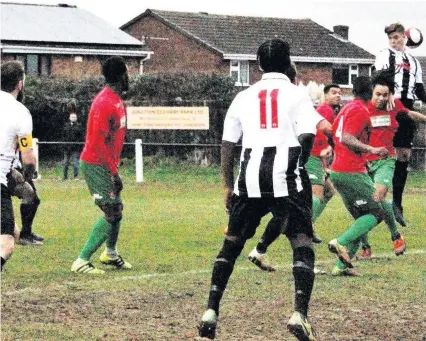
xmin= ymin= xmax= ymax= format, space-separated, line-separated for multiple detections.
xmin=227 ymin=190 xmax=313 ymax=241
xmin=393 ymin=98 xmax=415 ymax=149
xmin=1 ymin=184 xmax=15 ymax=236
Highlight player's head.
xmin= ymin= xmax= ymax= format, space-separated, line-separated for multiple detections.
xmin=371 ymin=70 xmax=395 ymax=110
xmin=385 ymin=22 xmax=406 ymax=51
xmin=102 ymin=56 xmax=129 ymax=93
xmin=1 ymin=61 xmax=25 ymax=102
xmin=257 ymin=39 xmax=291 ymax=74
xmin=323 ymin=84 xmax=341 ymax=106
xmin=352 ymin=76 xmax=373 ymax=102
xmin=285 ymin=62 xmax=298 ymax=84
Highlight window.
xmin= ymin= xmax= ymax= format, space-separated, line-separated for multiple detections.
xmin=14 ymin=54 xmax=51 ymax=76
xmin=332 ymin=64 xmax=358 ymax=86
xmin=230 ymin=60 xmax=249 ymax=86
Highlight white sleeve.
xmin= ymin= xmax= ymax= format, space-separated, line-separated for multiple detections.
xmin=16 ymin=107 xmax=33 ymax=137
xmin=415 ymin=58 xmax=423 ymax=83
xmin=375 ymin=49 xmax=390 ymax=71
xmin=296 ymin=92 xmax=324 ymax=136
xmin=222 ymin=96 xmax=242 ymax=143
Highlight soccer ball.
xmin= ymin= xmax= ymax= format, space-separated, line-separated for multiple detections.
xmin=405 ymin=27 xmax=423 ymax=48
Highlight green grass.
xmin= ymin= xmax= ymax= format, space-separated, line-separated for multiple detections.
xmin=2 ymin=159 xmax=426 ymax=341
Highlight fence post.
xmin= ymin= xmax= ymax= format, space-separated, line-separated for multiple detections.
xmin=135 ymin=139 xmax=143 ymax=183
xmin=33 ymin=138 xmax=41 ymax=180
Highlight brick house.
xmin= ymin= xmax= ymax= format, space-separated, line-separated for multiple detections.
xmin=121 ymin=9 xmax=375 ymax=92
xmin=0 ymin=2 xmax=152 ymax=79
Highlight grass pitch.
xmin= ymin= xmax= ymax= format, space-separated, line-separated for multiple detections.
xmin=2 ymin=159 xmax=426 ymax=340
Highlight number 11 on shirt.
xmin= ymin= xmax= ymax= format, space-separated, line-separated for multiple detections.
xmin=258 ymin=89 xmax=279 ymax=129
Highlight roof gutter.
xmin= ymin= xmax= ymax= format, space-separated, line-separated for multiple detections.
xmin=0 ymin=44 xmax=152 ymax=57
xmin=223 ymin=53 xmax=375 ymax=64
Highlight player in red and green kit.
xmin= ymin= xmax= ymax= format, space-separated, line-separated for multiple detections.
xmin=358 ymin=71 xmax=426 ymax=260
xmin=327 ymin=76 xmax=389 ymax=276
xmin=305 ymin=84 xmax=341 ymax=243
xmin=71 ymin=56 xmax=131 ymax=275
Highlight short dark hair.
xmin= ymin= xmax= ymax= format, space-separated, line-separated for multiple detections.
xmin=352 ymin=76 xmax=372 ymax=101
xmin=385 ymin=22 xmax=405 ymax=35
xmin=65 ymin=100 xmax=77 ymax=113
xmin=372 ymin=70 xmax=395 ymax=94
xmin=257 ymin=39 xmax=291 ymax=73
xmin=102 ymin=56 xmax=127 ymax=84
xmin=1 ymin=61 xmax=25 ymax=92
xmin=323 ymin=84 xmax=340 ymax=94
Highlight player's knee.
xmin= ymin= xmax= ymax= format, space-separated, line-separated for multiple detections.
xmin=370 ymin=208 xmax=385 ymax=224
xmin=20 ymin=183 xmax=36 ymax=204
xmin=293 ymin=246 xmax=315 ymax=272
xmin=217 ymin=237 xmax=245 ymax=264
xmin=101 ymin=203 xmax=123 ymax=224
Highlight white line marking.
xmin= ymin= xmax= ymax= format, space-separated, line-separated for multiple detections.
xmin=3 ymin=249 xmax=426 ymax=296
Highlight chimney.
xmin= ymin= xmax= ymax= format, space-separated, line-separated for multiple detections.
xmin=333 ymin=25 xmax=349 ymax=40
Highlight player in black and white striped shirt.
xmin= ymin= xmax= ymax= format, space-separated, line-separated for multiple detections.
xmin=198 ymin=39 xmax=330 ymax=341
xmin=375 ymin=22 xmax=426 ymax=225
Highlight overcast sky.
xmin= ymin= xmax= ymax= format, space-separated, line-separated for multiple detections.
xmin=2 ymin=0 xmax=426 ymax=56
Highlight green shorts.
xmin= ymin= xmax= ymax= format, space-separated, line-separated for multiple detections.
xmin=80 ymin=161 xmax=122 ymax=206
xmin=367 ymin=158 xmax=396 ymax=190
xmin=330 ymin=171 xmax=382 ymax=219
xmin=305 ymin=156 xmax=326 ymax=186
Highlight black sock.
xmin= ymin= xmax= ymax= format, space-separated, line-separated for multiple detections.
xmin=1 ymin=257 xmax=6 ymax=271
xmin=393 ymin=161 xmax=409 ymax=208
xmin=293 ymin=247 xmax=315 ymax=317
xmin=207 ymin=239 xmax=245 ymax=315
xmin=256 ymin=217 xmax=282 ymax=254
xmin=20 ymin=202 xmax=39 ymax=236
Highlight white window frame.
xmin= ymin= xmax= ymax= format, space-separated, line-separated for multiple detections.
xmin=332 ymin=64 xmax=359 ymax=88
xmin=230 ymin=60 xmax=249 ymax=86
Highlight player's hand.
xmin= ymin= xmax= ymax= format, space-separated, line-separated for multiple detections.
xmin=320 ymin=146 xmax=332 ymax=158
xmin=224 ymin=188 xmax=234 ymax=214
xmin=111 ymin=173 xmax=123 ymax=195
xmin=386 ymin=93 xmax=395 ymax=111
xmin=370 ymin=146 xmax=389 ymax=157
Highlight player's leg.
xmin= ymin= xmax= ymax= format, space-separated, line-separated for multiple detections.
xmin=7 ymin=169 xmax=43 ymax=245
xmin=63 ymin=150 xmax=70 ymax=180
xmin=1 ymin=184 xmax=16 ymax=271
xmin=328 ymin=172 xmax=384 ymax=269
xmin=71 ymin=162 xmax=116 ymax=274
xmin=282 ymin=193 xmax=316 ymax=340
xmin=72 ymin=151 xmax=80 ymax=179
xmin=332 ymin=238 xmax=362 ymax=276
xmin=99 ymin=202 xmax=132 ymax=269
xmin=199 ymin=196 xmax=266 ymax=339
xmin=392 ymin=116 xmax=415 ymax=226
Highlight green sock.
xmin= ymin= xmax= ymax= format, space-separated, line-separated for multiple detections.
xmin=381 ymin=201 xmax=399 ymax=239
xmin=106 ymin=221 xmax=121 ymax=251
xmin=312 ymin=196 xmax=327 ymax=222
xmin=337 ymin=214 xmax=378 ymax=246
xmin=79 ymin=217 xmax=111 ymax=261
xmin=359 ymin=233 xmax=370 ymax=248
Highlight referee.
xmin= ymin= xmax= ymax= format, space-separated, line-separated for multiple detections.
xmin=375 ymin=22 xmax=426 ymax=226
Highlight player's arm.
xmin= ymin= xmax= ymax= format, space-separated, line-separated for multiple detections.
xmin=414 ymin=60 xmax=426 ymax=103
xmin=407 ymin=110 xmax=426 ymax=122
xmin=17 ymin=112 xmax=36 ymax=182
xmin=342 ymin=133 xmax=388 ymax=156
xmin=221 ymin=96 xmax=242 ymax=212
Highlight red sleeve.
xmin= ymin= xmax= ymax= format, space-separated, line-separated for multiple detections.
xmin=394 ymin=99 xmax=409 ymax=114
xmin=343 ymin=109 xmax=369 ymax=136
xmin=93 ymin=101 xmax=118 ymax=175
xmin=316 ymin=104 xmax=335 ymax=123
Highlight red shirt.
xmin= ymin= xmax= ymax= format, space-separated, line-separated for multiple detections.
xmin=366 ymin=99 xmax=408 ymax=161
xmin=80 ymin=87 xmax=126 ymax=175
xmin=311 ymin=103 xmax=336 ymax=157
xmin=331 ymin=99 xmax=371 ymax=173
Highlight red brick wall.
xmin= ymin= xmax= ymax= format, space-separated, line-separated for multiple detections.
xmin=2 ymin=54 xmax=140 ymax=79
xmin=124 ymin=16 xmax=227 ymax=75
